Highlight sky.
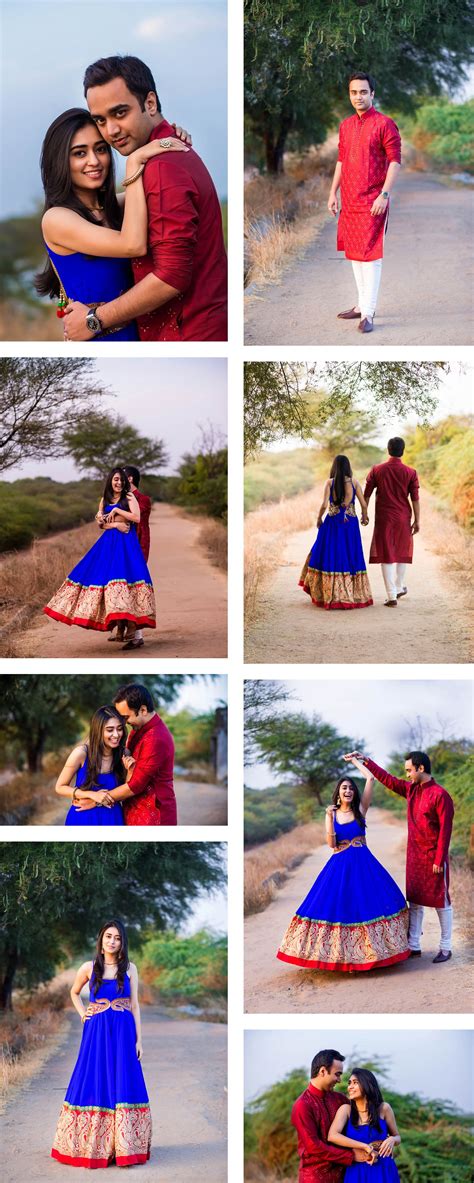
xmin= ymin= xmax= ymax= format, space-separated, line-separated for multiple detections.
xmin=0 ymin=0 xmax=227 ymax=218
xmin=245 ymin=678 xmax=473 ymax=789
xmin=5 ymin=358 xmax=227 ymax=481
xmin=265 ymin=363 xmax=473 ymax=454
xmin=244 ymin=1029 xmax=474 ymax=1113
xmin=183 ymin=843 xmax=227 ymax=936
xmin=174 ymin=674 xmax=227 ymax=715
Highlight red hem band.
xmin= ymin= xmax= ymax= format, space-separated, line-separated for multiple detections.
xmin=51 ymin=1150 xmax=150 ymax=1169
xmin=276 ymin=949 xmax=410 ymax=971
xmin=43 ymin=608 xmax=156 ymax=631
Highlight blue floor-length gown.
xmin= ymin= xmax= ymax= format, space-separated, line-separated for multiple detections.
xmin=44 ymin=508 xmax=156 ymax=632
xmin=344 ymin=1115 xmax=401 ymax=1180
xmin=64 ymin=756 xmax=124 ymax=827
xmin=299 ymin=481 xmax=373 ymax=609
xmin=277 ymin=817 xmax=409 ymax=970
xmin=51 ymin=970 xmax=151 ymax=1168
xmin=46 ymin=248 xmax=138 ymax=341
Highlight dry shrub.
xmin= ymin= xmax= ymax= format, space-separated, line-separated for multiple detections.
xmin=0 ymin=747 xmax=70 ymax=826
xmin=245 ymin=488 xmax=317 ymax=624
xmin=245 ymin=163 xmax=331 ymax=288
xmin=450 ymin=861 xmax=474 ymax=944
xmin=0 ymin=302 xmax=63 ymax=342
xmin=0 ymin=522 xmax=98 ymax=649
xmin=198 ymin=518 xmax=228 ymax=571
xmin=0 ymin=984 xmax=71 ymax=1108
xmin=421 ymin=496 xmax=474 ymax=599
xmin=244 ymin=822 xmax=324 ymax=916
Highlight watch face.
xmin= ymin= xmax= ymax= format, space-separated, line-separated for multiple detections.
xmin=86 ymin=312 xmax=101 ymax=333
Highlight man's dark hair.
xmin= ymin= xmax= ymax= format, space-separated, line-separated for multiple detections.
xmin=311 ymin=1049 xmax=345 ymax=1078
xmin=84 ymin=55 xmax=162 ymax=113
xmin=113 ymin=683 xmax=154 ymax=713
xmin=388 ymin=437 xmax=405 ymax=457
xmin=124 ymin=465 xmax=141 ymax=488
xmin=348 ymin=71 xmax=376 ymax=93
xmin=406 ymin=751 xmax=431 ymax=774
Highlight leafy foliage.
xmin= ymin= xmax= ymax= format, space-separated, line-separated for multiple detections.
xmin=63 ymin=410 xmax=169 ymax=479
xmin=248 ymin=709 xmax=363 ymax=806
xmin=403 ymin=416 xmax=474 ymax=532
xmin=0 ymin=477 xmax=103 ymax=552
xmin=160 ymin=708 xmax=217 ymax=767
xmin=138 ymin=929 xmax=227 ymax=1004
xmin=0 ymin=842 xmax=226 ymax=1007
xmin=244 ymin=784 xmax=298 ymax=845
xmin=407 ymin=97 xmax=474 ymax=172
xmin=0 ymin=358 xmax=106 ymax=470
xmin=244 ymin=1061 xmax=474 ymax=1181
xmin=169 ymin=439 xmax=228 ymax=522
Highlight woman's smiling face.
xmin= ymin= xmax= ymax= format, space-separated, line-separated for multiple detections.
xmin=102 ymin=927 xmax=121 ymax=957
xmin=111 ymin=471 xmax=124 ymax=495
xmin=102 ymin=719 xmax=123 ymax=750
xmin=69 ymin=124 xmax=110 ymax=192
xmin=339 ymin=780 xmax=355 ymax=804
xmin=348 ymin=1075 xmax=363 ymax=1099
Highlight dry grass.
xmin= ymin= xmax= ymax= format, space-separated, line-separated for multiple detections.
xmin=0 ymin=521 xmax=97 ymax=654
xmin=0 ymin=301 xmax=63 ymax=342
xmin=0 ymin=984 xmax=71 ymax=1110
xmin=0 ymin=749 xmax=68 ymax=826
xmin=198 ymin=518 xmax=228 ymax=572
xmin=245 ymin=488 xmax=317 ymax=624
xmin=422 ymin=496 xmax=474 ymax=599
xmin=244 ymin=822 xmax=324 ymax=917
xmin=450 ymin=861 xmax=474 ymax=946
xmin=244 ymin=146 xmax=337 ymax=289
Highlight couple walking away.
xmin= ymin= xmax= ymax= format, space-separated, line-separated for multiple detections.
xmin=299 ymin=437 xmax=420 ymax=611
xmin=44 ymin=465 xmax=154 ymax=649
xmin=52 ymin=920 xmax=151 ymax=1168
xmin=292 ymin=1049 xmax=401 ymax=1181
xmin=55 ymin=683 xmax=177 ymax=826
xmin=35 ymin=54 xmax=227 ymax=342
xmin=277 ymin=751 xmax=454 ymax=970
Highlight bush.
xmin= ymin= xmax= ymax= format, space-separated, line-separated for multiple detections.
xmin=138 ymin=929 xmax=227 ymax=1004
xmin=244 ymin=785 xmax=298 ymax=846
xmin=407 ymin=98 xmax=474 ymax=173
xmin=403 ymin=417 xmax=474 ymax=532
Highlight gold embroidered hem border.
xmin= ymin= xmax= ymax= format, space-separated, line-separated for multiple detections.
xmin=300 ymin=562 xmax=373 ymax=607
xmin=278 ymin=908 xmax=409 ymax=966
xmin=52 ymin=1101 xmax=152 ymax=1163
xmin=46 ymin=578 xmax=156 ymax=626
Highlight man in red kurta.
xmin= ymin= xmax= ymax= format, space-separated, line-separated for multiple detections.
xmin=346 ymin=751 xmax=454 ymax=963
xmin=328 ymin=72 xmax=401 ymax=333
xmin=291 ymin=1049 xmax=372 ymax=1182
xmin=65 ymin=55 xmax=227 ymax=341
xmin=107 ymin=682 xmax=177 ymax=825
xmin=364 ymin=437 xmax=420 ymax=606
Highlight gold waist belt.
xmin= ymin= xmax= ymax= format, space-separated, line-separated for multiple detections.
xmin=333 ymin=836 xmax=367 ymax=853
xmin=87 ymin=997 xmax=132 ymax=1016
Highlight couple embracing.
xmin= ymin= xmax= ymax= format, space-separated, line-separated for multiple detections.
xmin=35 ymin=54 xmax=227 ymax=342
xmin=292 ymin=1048 xmax=401 ymax=1181
xmin=55 ymin=683 xmax=177 ymax=826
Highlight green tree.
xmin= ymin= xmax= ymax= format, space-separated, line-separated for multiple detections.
xmin=1 ymin=675 xmax=189 ymax=772
xmin=172 ymin=430 xmax=227 ymax=521
xmin=244 ymin=678 xmax=294 ymax=764
xmin=0 ymin=358 xmax=107 ymax=470
xmin=63 ymin=410 xmax=169 ymax=479
xmin=245 ymin=0 xmax=474 ymax=172
xmin=0 ymin=842 xmax=226 ymax=1008
xmin=244 ymin=361 xmax=450 ymax=458
xmin=252 ymin=711 xmax=363 ymax=806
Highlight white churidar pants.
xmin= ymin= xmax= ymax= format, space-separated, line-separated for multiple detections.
xmin=381 ymin=563 xmax=406 ymax=602
xmin=351 ymin=259 xmax=383 ymax=318
xmin=408 ymin=902 xmax=453 ymax=952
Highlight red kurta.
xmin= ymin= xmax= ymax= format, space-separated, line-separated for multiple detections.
xmin=364 ymin=759 xmax=454 ymax=908
xmin=292 ymin=1084 xmax=353 ymax=1183
xmin=364 ymin=456 xmax=419 ymax=564
xmin=132 ymin=120 xmax=228 ymax=341
xmin=124 ymin=714 xmax=177 ymax=826
xmin=134 ymin=489 xmax=152 ymax=562
xmin=337 ymin=106 xmax=401 ymax=261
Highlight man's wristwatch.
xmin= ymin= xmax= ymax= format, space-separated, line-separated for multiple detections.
xmin=86 ymin=306 xmax=104 ymax=335
xmin=381 ymin=191 xmax=389 ymax=199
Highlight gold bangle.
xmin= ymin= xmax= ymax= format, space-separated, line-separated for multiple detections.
xmin=122 ymin=164 xmax=145 ymax=188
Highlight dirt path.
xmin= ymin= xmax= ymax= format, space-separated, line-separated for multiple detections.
xmin=17 ymin=504 xmax=227 ymax=659
xmin=245 ymin=172 xmax=474 ymax=345
xmin=245 ymin=491 xmax=472 ymax=664
xmin=245 ymin=808 xmax=472 ymax=1014
xmin=1 ymin=1008 xmax=226 ymax=1183
xmin=28 ymin=777 xmax=228 ymax=828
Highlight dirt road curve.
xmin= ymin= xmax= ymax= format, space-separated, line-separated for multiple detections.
xmin=37 ymin=778 xmax=228 ymax=828
xmin=19 ymin=504 xmax=227 ymax=659
xmin=2 ymin=1010 xmax=226 ymax=1183
xmin=245 ymin=172 xmax=473 ymax=345
xmin=245 ymin=809 xmax=471 ymax=1015
xmin=245 ymin=495 xmax=472 ymax=664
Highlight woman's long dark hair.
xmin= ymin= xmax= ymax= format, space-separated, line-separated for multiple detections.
xmin=349 ymin=1068 xmax=384 ymax=1133
xmin=35 ymin=108 xmax=122 ymax=299
xmin=92 ymin=919 xmax=129 ymax=997
xmin=102 ymin=467 xmax=130 ymax=510
xmin=330 ymin=454 xmax=353 ymax=506
xmin=332 ymin=776 xmax=366 ymax=831
xmin=81 ymin=705 xmax=127 ymax=793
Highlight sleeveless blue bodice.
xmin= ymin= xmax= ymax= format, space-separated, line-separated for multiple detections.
xmin=345 ymin=1115 xmax=400 ymax=1179
xmin=64 ymin=754 xmax=124 ymax=827
xmin=46 ymin=246 xmax=138 ymax=341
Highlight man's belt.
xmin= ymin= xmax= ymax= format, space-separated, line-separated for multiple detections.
xmin=333 ymin=836 xmax=367 ymax=853
xmin=86 ymin=997 xmax=132 ymax=1016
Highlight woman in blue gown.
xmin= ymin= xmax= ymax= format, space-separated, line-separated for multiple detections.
xmin=54 ymin=705 xmax=134 ymax=826
xmin=52 ymin=920 xmax=152 ymax=1168
xmin=299 ymin=454 xmax=373 ymax=610
xmin=34 ymin=108 xmax=189 ymax=341
xmin=328 ymin=1068 xmax=401 ymax=1180
xmin=44 ymin=467 xmax=156 ymax=643
xmin=277 ymin=756 xmax=409 ymax=971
